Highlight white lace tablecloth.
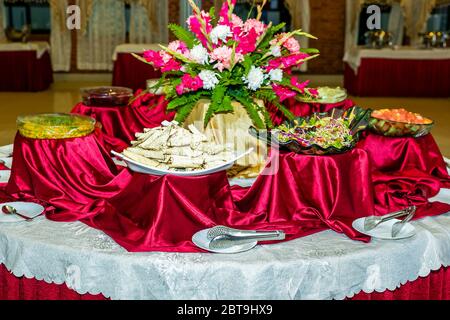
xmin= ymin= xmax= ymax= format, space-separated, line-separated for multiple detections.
xmin=112 ymin=43 xmax=166 ymax=61
xmin=344 ymin=46 xmax=450 ymax=74
xmin=0 ymin=186 xmax=449 ymax=300
xmin=0 ymin=41 xmax=50 ymax=59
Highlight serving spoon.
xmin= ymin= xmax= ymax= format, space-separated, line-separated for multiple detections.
xmin=1 ymin=205 xmax=33 ymax=221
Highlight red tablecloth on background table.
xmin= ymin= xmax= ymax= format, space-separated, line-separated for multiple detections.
xmin=0 ymin=51 xmax=53 ymax=92
xmin=344 ymin=59 xmax=450 ymax=97
xmin=112 ymin=53 xmax=162 ymax=92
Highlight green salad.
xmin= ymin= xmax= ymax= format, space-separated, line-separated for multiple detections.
xmin=277 ymin=116 xmax=354 ymax=149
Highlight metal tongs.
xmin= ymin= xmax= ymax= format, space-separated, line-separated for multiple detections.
xmin=207 ymin=226 xmax=286 ymax=250
xmin=364 ymin=206 xmax=416 ymax=234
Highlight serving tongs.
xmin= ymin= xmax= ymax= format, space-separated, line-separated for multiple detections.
xmin=207 ymin=226 xmax=286 ymax=250
xmin=364 ymin=206 xmax=416 ymax=232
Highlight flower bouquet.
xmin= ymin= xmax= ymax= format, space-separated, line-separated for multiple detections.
xmin=134 ymin=0 xmax=319 ymax=129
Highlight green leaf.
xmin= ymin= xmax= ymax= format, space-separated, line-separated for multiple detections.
xmin=220 ymin=95 xmax=234 ymax=113
xmin=300 ymin=48 xmax=320 ymax=54
xmin=168 ymin=24 xmax=198 ymax=48
xmin=271 ymin=100 xmax=295 ymax=121
xmin=229 ymin=93 xmax=265 ymax=129
xmin=204 ymin=86 xmax=227 ymax=127
xmin=242 ymin=55 xmax=253 ymax=76
xmin=174 ymin=102 xmax=198 ymax=123
xmin=167 ymin=96 xmax=189 ymax=110
xmin=209 ymin=6 xmax=216 ymax=24
xmin=257 ymin=23 xmax=286 ymax=49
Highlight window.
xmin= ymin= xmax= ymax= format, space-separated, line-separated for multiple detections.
xmin=234 ymin=0 xmax=291 ymax=31
xmin=357 ymin=3 xmax=392 ymax=45
xmin=5 ymin=0 xmax=50 ymax=34
xmin=427 ymin=3 xmax=450 ymax=32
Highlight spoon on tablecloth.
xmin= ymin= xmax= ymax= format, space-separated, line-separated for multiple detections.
xmin=1 ymin=205 xmax=33 ymax=221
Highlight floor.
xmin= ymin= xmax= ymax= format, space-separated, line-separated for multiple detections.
xmin=0 ymin=81 xmax=449 ymax=157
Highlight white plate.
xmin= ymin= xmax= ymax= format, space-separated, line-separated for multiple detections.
xmin=112 ymin=149 xmax=254 ymax=177
xmin=0 ymin=202 xmax=45 ymax=223
xmin=0 ymin=144 xmax=13 ymax=157
xmin=0 ymin=157 xmax=13 ymax=169
xmin=352 ymin=217 xmax=416 ymax=240
xmin=192 ymin=229 xmax=257 ymax=254
xmin=0 ymin=170 xmax=11 ymax=184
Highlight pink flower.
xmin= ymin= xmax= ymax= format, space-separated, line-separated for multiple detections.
xmin=168 ymin=40 xmax=189 ymax=55
xmin=236 ymin=28 xmax=259 ymax=55
xmin=219 ymin=0 xmax=237 ymax=25
xmin=242 ymin=19 xmax=266 ymax=36
xmin=162 ymin=59 xmax=182 ymax=73
xmin=284 ymin=37 xmax=301 ymax=54
xmin=266 ymin=53 xmax=310 ymax=71
xmin=273 ymin=84 xmax=296 ymax=102
xmin=210 ymin=46 xmax=233 ymax=71
xmin=143 ymin=50 xmax=182 ymax=72
xmin=270 ymin=33 xmax=301 ymax=54
xmin=187 ymin=11 xmax=213 ymax=48
xmin=290 ymin=77 xmax=310 ymax=93
xmin=308 ymin=88 xmax=319 ymax=97
xmin=176 ymin=74 xmax=204 ymax=95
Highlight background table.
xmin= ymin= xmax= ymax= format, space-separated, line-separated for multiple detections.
xmin=112 ymin=44 xmax=163 ymax=92
xmin=0 ymin=42 xmax=53 ymax=92
xmin=344 ymin=47 xmax=450 ymax=97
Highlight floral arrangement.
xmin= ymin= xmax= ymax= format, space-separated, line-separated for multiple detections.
xmin=135 ymin=0 xmax=319 ymax=129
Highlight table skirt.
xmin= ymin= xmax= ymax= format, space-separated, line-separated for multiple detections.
xmin=0 ymin=51 xmax=53 ymax=92
xmin=0 ymin=264 xmax=448 ymax=300
xmin=344 ymin=59 xmax=450 ymax=97
xmin=112 ymin=53 xmax=162 ymax=92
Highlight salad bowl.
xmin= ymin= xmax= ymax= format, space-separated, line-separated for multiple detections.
xmin=250 ymin=107 xmax=371 ymax=156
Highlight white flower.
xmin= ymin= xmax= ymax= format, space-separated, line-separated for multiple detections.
xmin=189 ymin=44 xmax=209 ymax=65
xmin=243 ymin=66 xmax=267 ymax=91
xmin=270 ymin=45 xmax=282 ymax=57
xmin=210 ymin=25 xmax=232 ymax=45
xmin=269 ymin=69 xmax=283 ymax=82
xmin=199 ymin=70 xmax=220 ymax=90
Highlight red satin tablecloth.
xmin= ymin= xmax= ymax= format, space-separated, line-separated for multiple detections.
xmin=0 ymin=51 xmax=53 ymax=92
xmin=112 ymin=53 xmax=162 ymax=92
xmin=71 ymin=94 xmax=175 ymax=152
xmin=3 ymin=131 xmax=449 ymax=252
xmin=344 ymin=59 xmax=450 ymax=97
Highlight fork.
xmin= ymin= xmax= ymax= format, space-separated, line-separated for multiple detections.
xmin=364 ymin=208 xmax=413 ymax=231
xmin=391 ymin=206 xmax=416 ymax=237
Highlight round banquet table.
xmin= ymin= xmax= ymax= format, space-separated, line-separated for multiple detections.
xmin=0 ymin=190 xmax=449 ymax=300
xmin=0 ymin=51 xmax=53 ymax=92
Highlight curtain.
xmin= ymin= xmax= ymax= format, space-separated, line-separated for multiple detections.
xmin=284 ymin=0 xmax=310 ymax=71
xmin=401 ymin=0 xmax=437 ymax=46
xmin=0 ymin=0 xmax=6 ymax=43
xmin=49 ymin=0 xmax=71 ymax=71
xmin=388 ymin=2 xmax=404 ymax=45
xmin=129 ymin=0 xmax=168 ymax=43
xmin=77 ymin=0 xmax=126 ymax=71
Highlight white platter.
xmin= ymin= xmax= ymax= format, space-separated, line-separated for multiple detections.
xmin=192 ymin=229 xmax=257 ymax=254
xmin=0 ymin=202 xmax=44 ymax=223
xmin=352 ymin=217 xmax=416 ymax=240
xmin=0 ymin=170 xmax=11 ymax=184
xmin=112 ymin=149 xmax=254 ymax=177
